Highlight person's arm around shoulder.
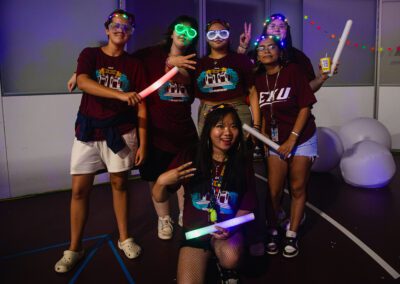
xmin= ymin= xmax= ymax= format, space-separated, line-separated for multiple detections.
xmin=152 ymin=162 xmax=196 ymax=203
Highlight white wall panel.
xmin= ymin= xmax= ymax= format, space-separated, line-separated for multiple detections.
xmin=377 ymin=87 xmax=400 ymax=149
xmin=313 ymin=87 xmax=375 ymax=132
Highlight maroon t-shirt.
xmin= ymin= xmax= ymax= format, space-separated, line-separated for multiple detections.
xmin=76 ymin=47 xmax=147 ymax=140
xmin=133 ymin=45 xmax=198 ymax=154
xmin=195 ymin=52 xmax=255 ymax=101
xmin=292 ymin=47 xmax=316 ymax=83
xmin=167 ymin=147 xmax=256 ymax=241
xmin=255 ymin=63 xmax=317 ymax=145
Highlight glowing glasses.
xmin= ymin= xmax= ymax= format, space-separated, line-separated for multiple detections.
xmin=256 ymin=44 xmax=278 ymax=52
xmin=108 ymin=22 xmax=134 ymax=34
xmin=206 ymin=29 xmax=230 ymax=41
xmin=174 ymin=24 xmax=197 ymax=39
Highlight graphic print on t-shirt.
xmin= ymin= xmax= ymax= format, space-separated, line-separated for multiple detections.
xmin=197 ymin=67 xmax=238 ymax=93
xmin=259 ymin=87 xmax=291 ymax=108
xmin=96 ymin=67 xmax=130 ymax=92
xmin=158 ymin=81 xmax=190 ymax=102
xmin=191 ymin=190 xmax=238 ymax=215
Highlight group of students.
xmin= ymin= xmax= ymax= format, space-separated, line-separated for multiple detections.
xmin=55 ymin=8 xmax=335 ymax=283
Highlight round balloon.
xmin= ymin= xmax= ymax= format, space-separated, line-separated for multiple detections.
xmin=312 ymin=127 xmax=344 ymax=172
xmin=340 ymin=140 xmax=396 ymax=188
xmin=338 ymin=117 xmax=392 ymax=151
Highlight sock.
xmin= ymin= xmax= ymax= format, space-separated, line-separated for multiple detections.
xmin=286 ymin=230 xmax=297 ymax=238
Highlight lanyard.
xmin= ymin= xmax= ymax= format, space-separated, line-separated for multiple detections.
xmin=209 ymin=162 xmax=226 ymax=223
xmin=265 ymin=69 xmax=280 ymax=122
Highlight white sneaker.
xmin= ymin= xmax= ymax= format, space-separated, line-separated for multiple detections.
xmin=118 ymin=237 xmax=141 ymax=259
xmin=178 ymin=212 xmax=183 ymax=227
xmin=282 ymin=213 xmax=306 ymax=231
xmin=158 ymin=215 xmax=173 ymax=240
xmin=54 ymin=249 xmax=84 ymax=273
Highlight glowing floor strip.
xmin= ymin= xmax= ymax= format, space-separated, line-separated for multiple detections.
xmin=254 ymin=173 xmax=400 ymax=279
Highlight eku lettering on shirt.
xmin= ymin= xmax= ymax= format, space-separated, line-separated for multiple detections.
xmin=259 ymin=87 xmax=291 ymax=108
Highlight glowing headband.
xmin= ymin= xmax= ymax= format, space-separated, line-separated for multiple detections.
xmin=264 ymin=15 xmax=289 ymax=26
xmin=253 ymin=34 xmax=284 ymax=48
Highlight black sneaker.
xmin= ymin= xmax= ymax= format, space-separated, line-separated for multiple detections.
xmin=265 ymin=232 xmax=279 ymax=255
xmin=253 ymin=146 xmax=264 ymax=161
xmin=282 ymin=236 xmax=299 ymax=258
xmin=217 ymin=263 xmax=239 ymax=284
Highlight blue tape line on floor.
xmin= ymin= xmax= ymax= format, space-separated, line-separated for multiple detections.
xmin=68 ymin=235 xmax=109 ymax=284
xmin=108 ymin=240 xmax=135 ymax=284
xmin=0 ymin=234 xmax=109 ymax=260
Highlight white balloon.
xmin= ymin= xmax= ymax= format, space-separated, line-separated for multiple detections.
xmin=338 ymin=117 xmax=392 ymax=151
xmin=340 ymin=140 xmax=396 ymax=188
xmin=312 ymin=127 xmax=344 ymax=172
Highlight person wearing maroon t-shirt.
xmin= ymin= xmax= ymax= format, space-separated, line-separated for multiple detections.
xmin=153 ymin=104 xmax=256 ymax=283
xmin=195 ymin=19 xmax=261 ymax=135
xmin=252 ymin=35 xmax=317 ymax=258
xmin=54 ymin=9 xmax=146 ymax=273
xmin=133 ymin=15 xmax=199 ymax=240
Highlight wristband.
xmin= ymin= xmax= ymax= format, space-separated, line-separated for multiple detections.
xmin=291 ymin=131 xmax=299 ymax=137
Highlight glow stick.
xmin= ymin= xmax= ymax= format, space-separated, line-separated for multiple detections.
xmin=243 ymin=123 xmax=280 ymax=151
xmin=329 ymin=20 xmax=353 ymax=77
xmin=185 ymin=213 xmax=255 ymax=240
xmin=138 ymin=66 xmax=179 ymax=98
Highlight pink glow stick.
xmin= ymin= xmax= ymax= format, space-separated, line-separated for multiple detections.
xmin=138 ymin=66 xmax=179 ymax=98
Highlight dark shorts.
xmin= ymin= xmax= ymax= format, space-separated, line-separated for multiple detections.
xmin=180 ymin=230 xmax=212 ymax=251
xmin=139 ymin=145 xmax=176 ymax=182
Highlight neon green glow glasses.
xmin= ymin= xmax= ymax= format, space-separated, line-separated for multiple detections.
xmin=174 ymin=24 xmax=198 ymax=39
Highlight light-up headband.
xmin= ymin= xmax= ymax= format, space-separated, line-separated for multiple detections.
xmin=264 ymin=14 xmax=289 ymax=27
xmin=253 ymin=34 xmax=284 ymax=48
xmin=174 ymin=24 xmax=197 ymax=39
xmin=206 ymin=30 xmax=230 ymax=41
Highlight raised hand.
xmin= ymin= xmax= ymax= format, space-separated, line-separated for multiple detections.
xmin=238 ymin=22 xmax=252 ymax=53
xmin=167 ymin=53 xmax=197 ymax=70
xmin=157 ymin=161 xmax=196 ymax=186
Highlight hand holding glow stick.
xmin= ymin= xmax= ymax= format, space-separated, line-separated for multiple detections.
xmin=185 ymin=213 xmax=255 ymax=240
xmin=329 ymin=20 xmax=353 ymax=77
xmin=243 ymin=123 xmax=280 ymax=151
xmin=138 ymin=66 xmax=179 ymax=98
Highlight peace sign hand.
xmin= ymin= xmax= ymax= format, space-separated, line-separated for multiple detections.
xmin=157 ymin=161 xmax=196 ymax=186
xmin=239 ymin=22 xmax=252 ymax=48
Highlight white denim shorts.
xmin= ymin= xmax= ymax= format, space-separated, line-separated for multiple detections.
xmin=269 ymin=131 xmax=318 ymax=158
xmin=70 ymin=129 xmax=138 ymax=175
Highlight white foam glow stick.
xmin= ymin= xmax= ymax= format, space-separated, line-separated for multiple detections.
xmin=138 ymin=66 xmax=179 ymax=98
xmin=185 ymin=213 xmax=255 ymax=240
xmin=243 ymin=123 xmax=280 ymax=151
xmin=329 ymin=20 xmax=353 ymax=77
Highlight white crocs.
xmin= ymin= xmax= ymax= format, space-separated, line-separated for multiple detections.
xmin=54 ymin=249 xmax=84 ymax=273
xmin=118 ymin=237 xmax=141 ymax=259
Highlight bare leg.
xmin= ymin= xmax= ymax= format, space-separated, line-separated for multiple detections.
xmin=177 ymin=185 xmax=185 ymax=214
xmin=177 ymin=247 xmax=211 ymax=284
xmin=148 ymin=181 xmax=170 ymax=217
xmin=288 ymin=156 xmax=312 ymax=233
xmin=266 ymin=156 xmax=288 ymax=228
xmin=110 ymin=171 xmax=130 ymax=242
xmin=69 ymin=174 xmax=95 ymax=251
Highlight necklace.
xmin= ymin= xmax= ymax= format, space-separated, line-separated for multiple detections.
xmin=208 ymin=160 xmax=226 ymax=223
xmin=265 ymin=68 xmax=281 ymax=122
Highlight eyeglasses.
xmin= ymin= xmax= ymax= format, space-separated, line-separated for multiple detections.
xmin=206 ymin=30 xmax=230 ymax=41
xmin=256 ymin=44 xmax=278 ymax=52
xmin=267 ymin=23 xmax=287 ymax=31
xmin=108 ymin=22 xmax=134 ymax=34
xmin=174 ymin=24 xmax=197 ymax=39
